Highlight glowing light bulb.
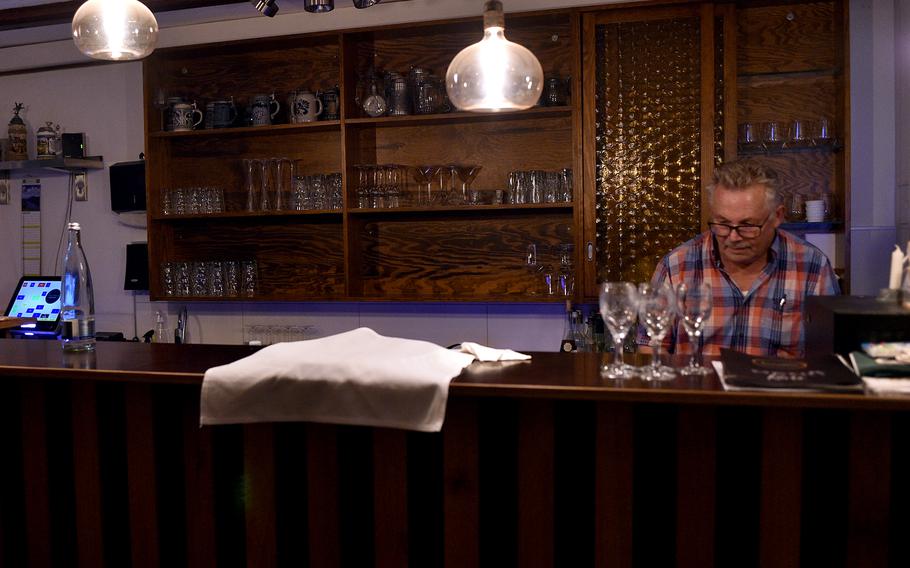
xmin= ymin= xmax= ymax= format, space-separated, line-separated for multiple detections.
xmin=72 ymin=0 xmax=159 ymax=61
xmin=445 ymin=1 xmax=543 ymax=112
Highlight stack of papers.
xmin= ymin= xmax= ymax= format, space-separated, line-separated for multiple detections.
xmin=850 ymin=345 xmax=910 ymax=395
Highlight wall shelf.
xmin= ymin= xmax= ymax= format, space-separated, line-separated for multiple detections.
xmin=0 ymin=156 xmax=103 ymax=173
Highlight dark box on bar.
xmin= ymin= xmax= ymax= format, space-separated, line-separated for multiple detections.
xmin=805 ymin=295 xmax=910 ymax=357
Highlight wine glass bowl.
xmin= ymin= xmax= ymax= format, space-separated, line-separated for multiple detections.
xmin=416 ymin=165 xmax=441 ymax=206
xmin=599 ymin=282 xmax=639 ymax=379
xmin=676 ymin=281 xmax=713 ymax=375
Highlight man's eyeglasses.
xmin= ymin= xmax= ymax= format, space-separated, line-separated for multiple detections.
xmin=708 ymin=214 xmax=771 ymax=239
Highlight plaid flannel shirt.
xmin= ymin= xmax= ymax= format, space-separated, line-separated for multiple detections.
xmin=637 ymin=229 xmax=840 ymax=358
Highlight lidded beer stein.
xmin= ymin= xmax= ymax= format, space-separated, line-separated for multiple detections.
xmin=36 ymin=122 xmax=61 ymax=159
xmin=7 ymin=102 xmax=28 ymax=161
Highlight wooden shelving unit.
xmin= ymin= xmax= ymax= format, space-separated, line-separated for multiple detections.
xmin=143 ymin=10 xmax=579 ymax=303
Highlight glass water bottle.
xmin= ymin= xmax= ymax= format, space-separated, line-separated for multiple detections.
xmin=60 ymin=222 xmax=96 ymax=352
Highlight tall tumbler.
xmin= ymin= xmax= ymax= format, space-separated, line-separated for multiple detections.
xmin=243 ymin=159 xmax=261 ymax=212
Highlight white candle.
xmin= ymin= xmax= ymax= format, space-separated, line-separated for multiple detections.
xmin=889 ymin=245 xmax=905 ymax=289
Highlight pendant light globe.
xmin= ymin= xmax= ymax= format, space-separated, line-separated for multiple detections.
xmin=72 ymin=0 xmax=159 ymax=61
xmin=445 ymin=1 xmax=543 ymax=112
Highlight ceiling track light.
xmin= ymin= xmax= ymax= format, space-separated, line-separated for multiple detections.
xmin=250 ymin=0 xmax=279 ymax=17
xmin=304 ymin=0 xmax=334 ymax=13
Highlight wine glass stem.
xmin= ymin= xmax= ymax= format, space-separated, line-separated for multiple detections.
xmin=614 ymin=336 xmax=624 ymax=368
xmin=651 ymin=341 xmax=661 ymax=371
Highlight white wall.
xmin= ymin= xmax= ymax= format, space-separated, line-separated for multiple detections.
xmin=0 ymin=0 xmax=900 ymax=346
xmin=849 ymin=0 xmax=900 ymax=294
xmin=897 ymin=0 xmax=910 ymax=248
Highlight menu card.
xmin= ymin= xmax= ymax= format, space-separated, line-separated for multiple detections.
xmin=718 ymin=349 xmax=862 ymax=392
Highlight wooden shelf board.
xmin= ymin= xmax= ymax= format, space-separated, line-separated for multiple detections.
xmin=149 ymin=121 xmax=341 ymax=138
xmin=736 ymin=141 xmax=842 ymax=156
xmin=0 ymin=156 xmax=104 ymax=172
xmin=348 ymin=203 xmax=574 ymax=215
xmin=780 ymin=221 xmax=843 ymax=233
xmin=151 ymin=294 xmax=570 ymax=303
xmin=343 ymin=106 xmax=572 ymax=127
xmin=151 ymin=210 xmax=342 ymax=221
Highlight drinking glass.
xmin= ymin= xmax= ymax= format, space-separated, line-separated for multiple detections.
xmin=676 ymin=281 xmax=713 ymax=375
xmin=160 ymin=187 xmax=172 ymax=216
xmin=386 ymin=165 xmax=402 ymax=208
xmin=763 ymin=121 xmax=784 ymax=149
xmin=223 ymin=261 xmax=240 ymax=297
xmin=738 ymin=122 xmax=757 ymax=148
xmin=160 ymin=262 xmax=176 ymax=296
xmin=813 ymin=117 xmax=833 ymax=145
xmin=243 ymin=159 xmax=260 ymax=212
xmin=260 ymin=160 xmax=273 ymax=211
xmin=175 ymin=261 xmax=191 ymax=296
xmin=276 ymin=158 xmax=294 ymax=211
xmin=192 ymin=262 xmax=208 ymax=296
xmin=638 ymin=282 xmax=676 ymax=381
xmin=456 ymin=165 xmax=482 ymax=205
xmin=206 ymin=261 xmax=225 ymax=297
xmin=242 ymin=260 xmax=258 ymax=297
xmin=789 ymin=119 xmax=808 ymax=148
xmin=557 ymin=168 xmax=573 ymax=202
xmin=172 ymin=187 xmax=186 ymax=215
xmin=187 ymin=186 xmax=202 ymax=215
xmin=599 ymin=282 xmax=639 ymax=379
xmin=525 ymin=243 xmax=544 ymax=295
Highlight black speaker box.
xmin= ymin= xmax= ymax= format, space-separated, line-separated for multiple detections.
xmin=62 ymin=133 xmax=85 ymax=158
xmin=110 ymin=160 xmax=146 ymax=212
xmin=124 ymin=242 xmax=149 ymax=291
xmin=805 ymin=296 xmax=910 ymax=356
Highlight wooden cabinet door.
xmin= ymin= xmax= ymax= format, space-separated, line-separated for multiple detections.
xmin=580 ymin=4 xmax=726 ymax=297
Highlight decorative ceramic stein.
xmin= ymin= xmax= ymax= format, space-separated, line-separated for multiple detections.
xmin=7 ymin=103 xmax=28 ymax=160
xmin=36 ymin=121 xmax=60 ymax=159
xmin=319 ymin=86 xmax=340 ymax=120
xmin=171 ymin=102 xmax=203 ymax=132
xmin=251 ymin=94 xmax=280 ymax=126
xmin=292 ymin=90 xmax=323 ymax=123
xmin=164 ymin=96 xmax=186 ymax=131
xmin=210 ymin=98 xmax=236 ymax=128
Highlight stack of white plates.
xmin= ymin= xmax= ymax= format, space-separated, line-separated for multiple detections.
xmin=805 ymin=199 xmax=825 ymax=222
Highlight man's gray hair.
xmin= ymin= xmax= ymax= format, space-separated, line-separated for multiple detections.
xmin=706 ymin=160 xmax=782 ymax=211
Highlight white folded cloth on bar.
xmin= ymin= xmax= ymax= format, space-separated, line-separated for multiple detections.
xmin=201 ymin=327 xmax=529 ymax=432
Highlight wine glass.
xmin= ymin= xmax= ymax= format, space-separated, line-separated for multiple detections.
xmin=638 ymin=282 xmax=676 ymax=381
xmin=415 ymin=165 xmax=440 ymax=206
xmin=599 ymin=282 xmax=639 ymax=379
xmin=676 ymin=281 xmax=713 ymax=375
xmin=456 ymin=164 xmax=482 ymax=205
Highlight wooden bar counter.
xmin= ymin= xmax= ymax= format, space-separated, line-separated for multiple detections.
xmin=0 ymin=338 xmax=906 ymax=567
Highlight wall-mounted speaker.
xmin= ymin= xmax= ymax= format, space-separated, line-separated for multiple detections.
xmin=124 ymin=242 xmax=149 ymax=291
xmin=110 ymin=160 xmax=146 ymax=213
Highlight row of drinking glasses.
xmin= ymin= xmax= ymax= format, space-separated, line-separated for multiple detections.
xmin=507 ymin=169 xmax=573 ymax=205
xmin=409 ymin=164 xmax=483 ymax=206
xmin=160 ymin=186 xmax=225 ymax=216
xmin=243 ymin=157 xmax=297 ymax=212
xmin=160 ymin=260 xmax=258 ymax=298
xmin=246 ymin=324 xmax=312 ymax=346
xmin=355 ymin=164 xmax=406 ymax=208
xmin=294 ymin=173 xmax=343 ymax=211
xmin=738 ymin=118 xmax=835 ymax=150
xmin=599 ymin=281 xmax=713 ymax=381
xmin=526 ymin=243 xmax=575 ymax=296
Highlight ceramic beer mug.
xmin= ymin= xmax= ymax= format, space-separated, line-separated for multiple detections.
xmin=171 ymin=102 xmax=203 ymax=131
xmin=210 ymin=98 xmax=237 ymax=128
xmin=251 ymin=94 xmax=280 ymax=126
xmin=292 ymin=90 xmax=323 ymax=123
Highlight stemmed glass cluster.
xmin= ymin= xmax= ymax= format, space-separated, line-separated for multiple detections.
xmin=598 ymin=280 xmax=713 ymax=380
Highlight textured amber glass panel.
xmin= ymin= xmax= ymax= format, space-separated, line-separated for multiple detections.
xmin=594 ymin=18 xmax=702 ymax=283
xmin=714 ymin=16 xmax=726 ymax=166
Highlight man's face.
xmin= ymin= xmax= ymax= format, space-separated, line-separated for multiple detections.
xmin=709 ymin=183 xmax=783 ymax=269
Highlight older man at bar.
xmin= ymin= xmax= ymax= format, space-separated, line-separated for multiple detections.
xmin=642 ymin=160 xmax=839 ymax=358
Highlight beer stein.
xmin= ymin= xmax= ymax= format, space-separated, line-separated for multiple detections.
xmin=171 ymin=102 xmax=203 ymax=131
xmin=292 ymin=90 xmax=323 ymax=123
xmin=210 ymin=98 xmax=236 ymax=128
xmin=251 ymin=94 xmax=280 ymax=126
xmin=318 ymin=86 xmax=341 ymax=120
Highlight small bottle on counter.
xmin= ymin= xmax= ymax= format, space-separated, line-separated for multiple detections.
xmin=153 ymin=311 xmax=170 ymax=343
xmin=560 ymin=301 xmax=577 ymax=352
xmin=60 ymin=222 xmax=95 ymax=352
